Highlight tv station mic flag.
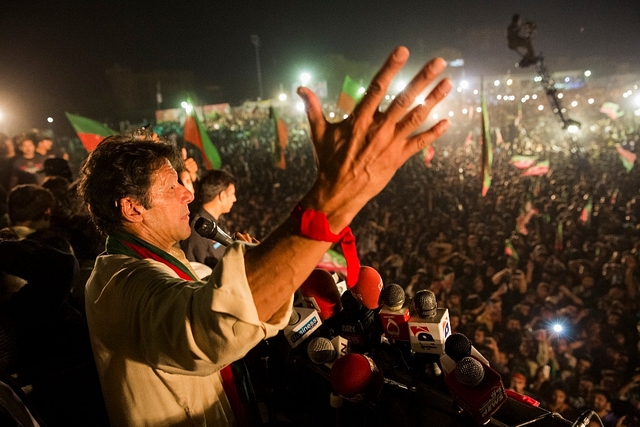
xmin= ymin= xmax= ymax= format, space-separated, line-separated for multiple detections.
xmin=65 ymin=112 xmax=117 ymax=152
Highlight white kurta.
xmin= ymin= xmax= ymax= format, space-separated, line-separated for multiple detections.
xmin=85 ymin=243 xmax=292 ymax=426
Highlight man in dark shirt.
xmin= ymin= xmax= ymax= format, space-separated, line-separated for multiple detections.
xmin=11 ymin=133 xmax=47 ymax=186
xmin=180 ymin=170 xmax=237 ymax=269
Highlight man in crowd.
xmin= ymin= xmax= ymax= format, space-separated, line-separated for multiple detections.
xmin=77 ymin=46 xmax=451 ymax=426
xmin=0 ymin=184 xmax=55 ymax=241
xmin=181 ymin=169 xmax=237 ymax=269
xmin=10 ymin=133 xmax=47 ymax=186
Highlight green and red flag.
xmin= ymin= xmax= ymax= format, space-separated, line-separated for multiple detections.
xmin=510 ymin=155 xmax=538 ymax=169
xmin=65 ymin=112 xmax=117 ymax=152
xmin=480 ymin=79 xmax=493 ymax=197
xmin=615 ymin=144 xmax=636 ymax=172
xmin=269 ymin=106 xmax=288 ymax=170
xmin=554 ymin=221 xmax=564 ymax=253
xmin=317 ymin=249 xmax=348 ymax=278
xmin=504 ymin=240 xmax=519 ymax=264
xmin=183 ymin=100 xmax=221 ymax=170
xmin=522 ymin=160 xmax=550 ymax=177
xmin=336 ymin=75 xmax=364 ymax=114
xmin=579 ymin=195 xmax=593 ymax=225
xmin=422 ymin=145 xmax=435 ymax=167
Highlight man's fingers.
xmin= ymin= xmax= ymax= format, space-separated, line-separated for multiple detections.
xmin=181 ymin=147 xmax=187 ymax=160
xmin=402 ymin=119 xmax=450 ymax=160
xmin=353 ymin=46 xmax=409 ymax=119
xmin=297 ymin=86 xmax=326 ymax=147
xmin=385 ymin=57 xmax=447 ymax=124
xmin=396 ymin=77 xmax=452 ymax=138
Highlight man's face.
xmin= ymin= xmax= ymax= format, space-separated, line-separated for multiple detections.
xmin=142 ymin=161 xmax=194 ymax=247
xmin=593 ymin=393 xmax=608 ymax=412
xmin=39 ymin=138 xmax=53 ymax=151
xmin=219 ymin=183 xmax=236 ymax=214
xmin=19 ymin=139 xmax=35 ymax=156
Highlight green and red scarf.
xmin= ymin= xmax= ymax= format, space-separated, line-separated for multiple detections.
xmin=106 ymin=230 xmax=255 ymax=427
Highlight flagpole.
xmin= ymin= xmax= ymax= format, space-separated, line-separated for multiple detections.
xmin=251 ymin=35 xmax=264 ymax=100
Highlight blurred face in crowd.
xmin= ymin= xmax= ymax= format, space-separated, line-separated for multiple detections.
xmin=19 ymin=139 xmax=35 ymax=158
xmin=551 ymin=389 xmax=567 ymax=407
xmin=512 ymin=375 xmax=526 ymax=393
xmin=3 ymin=138 xmax=15 ymax=158
xmin=592 ymin=393 xmax=608 ymax=412
xmin=506 ymin=318 xmax=521 ymax=332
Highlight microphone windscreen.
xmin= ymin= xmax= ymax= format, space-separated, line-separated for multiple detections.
xmin=330 ymin=353 xmax=383 ymax=400
xmin=307 ymin=337 xmax=337 ymax=364
xmin=300 ymin=269 xmax=343 ymax=320
xmin=445 ymin=333 xmax=472 ymax=362
xmin=382 ymin=284 xmax=405 ymax=310
xmin=455 ymin=356 xmax=484 ymax=387
xmin=350 ymin=266 xmax=383 ymax=310
xmin=194 ymin=217 xmax=215 ymax=238
xmin=413 ymin=290 xmax=437 ymax=318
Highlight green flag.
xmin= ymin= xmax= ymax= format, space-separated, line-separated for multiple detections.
xmin=183 ymin=98 xmax=221 ymax=170
xmin=65 ymin=112 xmax=117 ymax=152
xmin=336 ymin=75 xmax=364 ymax=114
xmin=480 ymin=79 xmax=492 ymax=196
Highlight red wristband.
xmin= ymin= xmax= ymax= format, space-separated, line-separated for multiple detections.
xmin=292 ymin=204 xmax=360 ymax=288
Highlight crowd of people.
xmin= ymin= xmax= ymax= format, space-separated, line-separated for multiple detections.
xmin=1 ymin=62 xmax=639 ymax=426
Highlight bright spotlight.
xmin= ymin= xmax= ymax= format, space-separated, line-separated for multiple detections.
xmin=300 ymin=72 xmax=311 ymax=86
xmin=476 ymin=107 xmax=482 ymax=113
xmin=278 ymin=93 xmax=287 ymax=102
xmin=432 ymin=113 xmax=439 ymax=120
xmin=357 ymin=87 xmax=366 ymax=96
xmin=494 ymin=80 xmax=500 ymax=87
xmin=47 ymin=117 xmax=54 ymax=123
xmin=457 ymin=87 xmax=462 ymax=93
xmin=415 ymin=95 xmax=425 ymax=105
xmin=497 ymin=95 xmax=502 ymax=100
xmin=460 ymin=80 xmax=469 ymax=89
xmin=473 ymin=89 xmax=478 ymax=95
xmin=571 ymin=101 xmax=578 ymax=107
xmin=584 ymin=70 xmax=591 ymax=77
xmin=181 ymin=101 xmax=188 ymax=108
xmin=557 ymin=93 xmax=564 ymax=99
xmin=296 ymin=101 xmax=305 ymax=112
xmin=532 ymin=94 xmax=538 ymax=100
xmin=567 ymin=125 xmax=579 ymax=134
xmin=329 ymin=112 xmax=335 ymax=118
xmin=448 ymin=111 xmax=454 ymax=117
xmin=462 ymin=108 xmax=468 ymax=114
xmin=588 ymin=98 xmax=595 ymax=104
xmin=395 ymin=81 xmax=407 ymax=92
xmin=538 ymin=105 xmax=544 ymax=111
xmin=506 ymin=79 xmax=513 ymax=86
xmin=552 ymin=324 xmax=563 ymax=333
xmin=343 ymin=114 xmax=348 ymax=119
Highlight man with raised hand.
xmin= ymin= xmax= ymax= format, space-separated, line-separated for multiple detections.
xmin=78 ymin=46 xmax=451 ymax=427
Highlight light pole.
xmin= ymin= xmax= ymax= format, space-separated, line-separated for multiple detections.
xmin=251 ymin=34 xmax=263 ymax=100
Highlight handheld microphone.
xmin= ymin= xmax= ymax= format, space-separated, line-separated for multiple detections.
xmin=378 ymin=284 xmax=411 ymax=342
xmin=443 ymin=355 xmax=507 ymax=425
xmin=306 ymin=335 xmax=350 ymax=368
xmin=283 ymin=307 xmax=322 ymax=348
xmin=440 ymin=333 xmax=490 ymax=374
xmin=350 ymin=266 xmax=383 ymax=310
xmin=329 ymin=353 xmax=384 ymax=402
xmin=407 ymin=290 xmax=451 ymax=354
xmin=337 ymin=290 xmax=381 ymax=350
xmin=194 ymin=217 xmax=234 ymax=246
xmin=299 ymin=269 xmax=343 ymax=321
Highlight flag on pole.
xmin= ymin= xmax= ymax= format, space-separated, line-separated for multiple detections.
xmin=422 ymin=145 xmax=435 ymax=167
xmin=579 ymin=196 xmax=592 ymax=225
xmin=510 ymin=155 xmax=538 ymax=169
xmin=183 ymin=99 xmax=221 ymax=170
xmin=480 ymin=79 xmax=492 ymax=196
xmin=522 ymin=160 xmax=550 ymax=176
xmin=615 ymin=144 xmax=636 ymax=172
xmin=504 ymin=240 xmax=519 ymax=264
xmin=65 ymin=112 xmax=117 ymax=152
xmin=554 ymin=221 xmax=563 ymax=253
xmin=464 ymin=131 xmax=474 ymax=148
xmin=336 ymin=75 xmax=364 ymax=114
xmin=269 ymin=107 xmax=288 ymax=169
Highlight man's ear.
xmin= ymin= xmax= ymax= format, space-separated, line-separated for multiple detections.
xmin=119 ymin=197 xmax=145 ymax=223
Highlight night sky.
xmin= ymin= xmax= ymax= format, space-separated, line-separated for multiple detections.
xmin=1 ymin=0 xmax=639 ymax=136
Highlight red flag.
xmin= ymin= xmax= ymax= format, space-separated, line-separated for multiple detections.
xmin=65 ymin=112 xmax=117 ymax=152
xmin=183 ymin=99 xmax=221 ymax=170
xmin=422 ymin=145 xmax=435 ymax=167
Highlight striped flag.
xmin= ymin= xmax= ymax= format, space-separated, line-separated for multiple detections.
xmin=615 ymin=144 xmax=636 ymax=172
xmin=183 ymin=99 xmax=221 ymax=170
xmin=480 ymin=79 xmax=492 ymax=197
xmin=422 ymin=145 xmax=435 ymax=167
xmin=580 ymin=196 xmax=592 ymax=225
xmin=510 ymin=155 xmax=538 ymax=169
xmin=317 ymin=249 xmax=348 ymax=277
xmin=522 ymin=160 xmax=550 ymax=177
xmin=65 ymin=112 xmax=117 ymax=152
xmin=336 ymin=75 xmax=364 ymax=114
xmin=270 ymin=107 xmax=288 ymax=169
xmin=504 ymin=240 xmax=519 ymax=263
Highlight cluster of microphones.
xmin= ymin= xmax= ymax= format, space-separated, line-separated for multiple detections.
xmin=283 ymin=265 xmax=518 ymax=426
xmin=194 ymin=218 xmax=530 ymax=425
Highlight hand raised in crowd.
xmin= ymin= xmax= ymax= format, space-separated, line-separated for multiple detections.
xmin=181 ymin=147 xmax=199 ymax=183
xmin=298 ymin=46 xmax=451 ymax=232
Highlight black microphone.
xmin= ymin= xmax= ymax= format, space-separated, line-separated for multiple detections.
xmin=441 ymin=333 xmax=490 ymax=374
xmin=194 ymin=217 xmax=234 ymax=246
